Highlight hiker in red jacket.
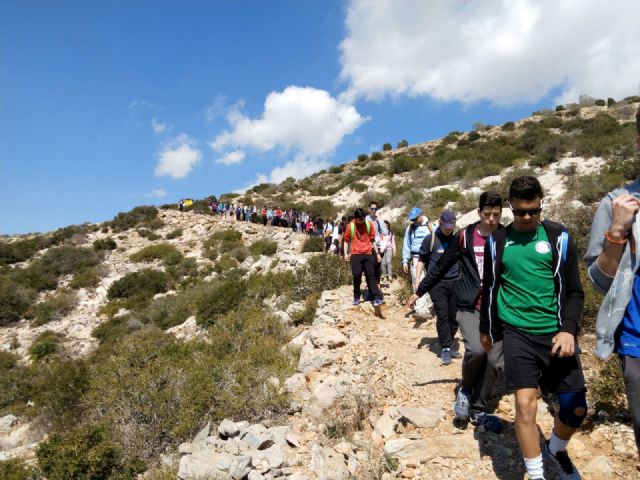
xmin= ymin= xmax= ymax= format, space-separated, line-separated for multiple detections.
xmin=343 ymin=208 xmax=384 ymax=307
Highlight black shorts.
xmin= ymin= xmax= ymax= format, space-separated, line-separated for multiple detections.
xmin=502 ymin=325 xmax=586 ymax=393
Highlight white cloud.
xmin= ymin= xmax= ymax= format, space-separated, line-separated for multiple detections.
xmin=216 ymin=150 xmax=246 ymax=166
xmin=128 ymin=99 xmax=159 ymax=111
xmin=237 ymin=156 xmax=331 ymax=193
xmin=151 ymin=118 xmax=169 ymax=133
xmin=340 ymin=0 xmax=640 ymax=105
xmin=145 ymin=189 xmax=167 ymax=199
xmin=210 ymin=86 xmax=365 ymax=157
xmin=155 ymin=134 xmax=202 ymax=179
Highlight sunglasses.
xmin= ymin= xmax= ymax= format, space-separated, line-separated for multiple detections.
xmin=511 ymin=208 xmax=542 ymax=217
xmin=369 ymin=207 xmax=377 ymax=211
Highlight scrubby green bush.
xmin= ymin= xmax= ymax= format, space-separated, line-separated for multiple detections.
xmin=203 ymin=229 xmax=244 ymax=260
xmin=0 ymin=238 xmax=43 ymax=265
xmin=29 ymin=289 xmax=77 ymax=326
xmin=428 ymin=188 xmax=464 ymax=208
xmin=166 ymin=228 xmax=183 ymax=239
xmin=136 ymin=228 xmax=161 ymax=241
xmin=0 ymin=459 xmax=37 ymax=480
xmin=302 ymin=236 xmax=325 ymax=252
xmin=370 ymin=151 xmax=383 ymax=160
xmin=0 ymin=277 xmax=36 ymax=325
xmin=32 ymin=359 xmax=89 ymax=430
xmin=93 ymin=237 xmax=117 ymax=251
xmin=130 ymin=244 xmax=183 ymax=266
xmin=250 ymin=239 xmax=278 ymax=256
xmin=501 ymin=121 xmax=516 ymax=131
xmin=29 ymin=330 xmax=62 ymax=362
xmin=92 ymin=316 xmax=146 ymax=344
xmin=166 ymin=257 xmax=200 ymax=283
xmin=110 ymin=206 xmax=163 ymax=233
xmin=37 ymin=423 xmax=144 ymax=480
xmin=291 ymin=292 xmax=320 ymax=325
xmin=350 ymin=182 xmax=368 ymax=192
xmin=107 ymin=269 xmax=170 ymax=302
xmin=382 ymin=143 xmax=392 ymax=151
xmin=70 ymin=266 xmax=102 ymax=289
xmin=196 ymin=279 xmax=247 ymax=326
xmin=357 ymin=153 xmax=368 ymax=162
xmin=293 ymin=254 xmax=351 ymax=300
xmin=397 ymin=139 xmax=409 ymax=148
xmin=138 ymin=294 xmax=193 ymax=330
xmin=390 ymin=155 xmax=420 ymax=174
xmin=589 ymin=357 xmax=626 ymax=417
xmin=214 ymin=254 xmax=239 ymax=273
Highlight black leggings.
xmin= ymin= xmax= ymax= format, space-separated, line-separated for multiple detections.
xmin=429 ymin=280 xmax=458 ymax=348
xmin=350 ymin=254 xmax=382 ymax=301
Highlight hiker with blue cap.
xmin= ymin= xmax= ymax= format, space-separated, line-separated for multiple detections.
xmin=402 ymin=207 xmax=434 ymax=318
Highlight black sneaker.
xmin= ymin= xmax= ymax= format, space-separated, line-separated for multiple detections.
xmin=542 ymin=440 xmax=581 ymax=479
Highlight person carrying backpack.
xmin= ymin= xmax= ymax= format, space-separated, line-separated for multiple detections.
xmin=343 ymin=208 xmax=384 ymax=307
xmin=481 ymin=176 xmax=586 ymax=480
xmin=408 ymin=192 xmax=504 ymax=431
xmin=415 ymin=210 xmax=461 ymax=365
xmin=402 ymin=207 xmax=433 ymax=318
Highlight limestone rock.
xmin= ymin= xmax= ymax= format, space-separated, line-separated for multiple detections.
xmin=0 ymin=414 xmax=18 ymax=434
xmin=397 ymin=406 xmax=442 ymax=428
xmin=372 ymin=408 xmax=400 ymax=440
xmin=297 ymin=342 xmax=338 ymax=374
xmin=311 ymin=444 xmax=350 ymax=480
xmin=583 ymin=455 xmax=613 ymax=476
xmin=219 ymin=419 xmax=250 ymax=439
xmin=177 ymin=450 xmax=233 ymax=479
xmin=240 ymin=424 xmax=275 ymax=450
xmin=310 ymin=327 xmax=348 ymax=349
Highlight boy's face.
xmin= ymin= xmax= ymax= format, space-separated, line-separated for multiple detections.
xmin=478 ymin=206 xmax=502 ymax=231
xmin=510 ymin=197 xmax=542 ymax=232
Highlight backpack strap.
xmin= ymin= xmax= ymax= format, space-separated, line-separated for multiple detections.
xmin=560 ymin=230 xmax=568 ymax=263
xmin=458 ymin=228 xmax=466 ymax=250
xmin=430 ymin=230 xmax=436 ymax=252
xmin=349 ymin=220 xmax=371 ymax=245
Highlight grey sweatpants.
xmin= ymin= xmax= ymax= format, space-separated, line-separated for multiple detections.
xmin=457 ymin=310 xmax=504 ymax=415
xmin=381 ymin=249 xmax=393 ymax=278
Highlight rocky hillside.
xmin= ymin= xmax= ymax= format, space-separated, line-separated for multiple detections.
xmin=1 ymin=98 xmax=639 ymax=479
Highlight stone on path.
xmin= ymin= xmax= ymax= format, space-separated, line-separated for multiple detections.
xmin=397 ymin=406 xmax=443 ymax=428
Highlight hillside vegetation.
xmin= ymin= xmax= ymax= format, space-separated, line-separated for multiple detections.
xmin=1 ymin=96 xmax=639 ymax=478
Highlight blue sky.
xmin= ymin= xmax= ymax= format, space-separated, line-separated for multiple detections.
xmin=2 ymin=0 xmax=639 ymax=234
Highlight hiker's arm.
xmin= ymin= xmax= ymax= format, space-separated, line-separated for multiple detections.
xmin=586 ymin=194 xmax=640 ymax=292
xmin=402 ymin=228 xmax=411 ymax=272
xmin=419 ymin=232 xmax=462 ymax=295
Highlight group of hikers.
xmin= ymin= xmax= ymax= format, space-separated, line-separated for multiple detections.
xmin=339 ymin=109 xmax=640 ymax=480
xmin=178 ymin=198 xmax=336 ymax=237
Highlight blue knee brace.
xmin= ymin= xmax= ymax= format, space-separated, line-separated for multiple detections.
xmin=556 ymin=391 xmax=587 ymax=428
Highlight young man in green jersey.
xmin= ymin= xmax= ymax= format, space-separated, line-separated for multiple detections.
xmin=480 ymin=176 xmax=586 ymax=480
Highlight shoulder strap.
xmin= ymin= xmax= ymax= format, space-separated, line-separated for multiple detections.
xmin=430 ymin=230 xmax=436 ymax=252
xmin=458 ymin=228 xmax=466 ymax=250
xmin=560 ymin=230 xmax=569 ymax=263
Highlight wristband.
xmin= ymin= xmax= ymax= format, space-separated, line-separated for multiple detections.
xmin=604 ymin=231 xmax=628 ymax=245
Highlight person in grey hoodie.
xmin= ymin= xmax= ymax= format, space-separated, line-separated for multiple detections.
xmin=585 ymin=106 xmax=640 ymax=454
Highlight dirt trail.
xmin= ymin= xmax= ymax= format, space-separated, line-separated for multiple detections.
xmin=326 ymin=278 xmax=637 ymax=480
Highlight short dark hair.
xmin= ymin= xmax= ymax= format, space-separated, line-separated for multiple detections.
xmin=479 ymin=191 xmax=502 ymax=210
xmin=353 ymin=207 xmax=366 ymax=219
xmin=369 ymin=201 xmax=378 ymax=208
xmin=509 ymin=175 xmax=543 ymax=200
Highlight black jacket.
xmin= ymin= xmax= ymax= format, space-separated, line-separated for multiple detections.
xmin=479 ymin=220 xmax=584 ymax=343
xmin=416 ymin=222 xmax=502 ymax=310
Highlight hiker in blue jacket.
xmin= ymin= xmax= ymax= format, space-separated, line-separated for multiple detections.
xmin=585 ymin=106 xmax=640 ymax=456
xmin=402 ymin=208 xmax=433 ymax=318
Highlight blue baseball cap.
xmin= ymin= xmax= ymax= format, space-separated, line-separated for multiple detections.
xmin=439 ymin=210 xmax=456 ymax=228
xmin=408 ymin=207 xmax=422 ymax=221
